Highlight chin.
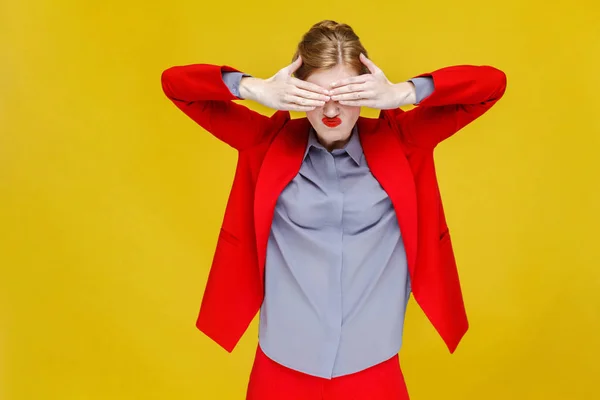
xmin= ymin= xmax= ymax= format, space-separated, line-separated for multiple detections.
xmin=314 ymin=127 xmax=352 ymax=147
xmin=328 ymin=132 xmax=351 ymax=141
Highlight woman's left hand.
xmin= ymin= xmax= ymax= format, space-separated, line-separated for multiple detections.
xmin=329 ymin=53 xmax=416 ymax=109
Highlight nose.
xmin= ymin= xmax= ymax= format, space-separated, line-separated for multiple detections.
xmin=323 ymin=99 xmax=339 ymax=118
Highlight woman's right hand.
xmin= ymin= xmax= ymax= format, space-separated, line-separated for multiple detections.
xmin=239 ymin=56 xmax=331 ymax=111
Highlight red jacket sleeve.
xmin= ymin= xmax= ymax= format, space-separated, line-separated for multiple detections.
xmin=395 ymin=65 xmax=507 ymax=149
xmin=161 ymin=64 xmax=273 ymax=151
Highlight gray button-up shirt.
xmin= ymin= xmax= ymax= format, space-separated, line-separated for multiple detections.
xmin=222 ymin=71 xmax=434 ymax=379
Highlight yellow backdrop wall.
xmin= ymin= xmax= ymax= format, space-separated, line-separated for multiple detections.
xmin=2 ymin=0 xmax=599 ymax=399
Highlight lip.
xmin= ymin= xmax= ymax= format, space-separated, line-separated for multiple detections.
xmin=322 ymin=117 xmax=342 ymax=128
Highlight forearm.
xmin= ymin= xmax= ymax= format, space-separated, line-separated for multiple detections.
xmin=161 ymin=64 xmax=241 ymax=102
xmin=412 ymin=65 xmax=507 ymax=107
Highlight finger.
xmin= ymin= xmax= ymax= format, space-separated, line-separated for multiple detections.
xmin=329 ymin=82 xmax=369 ymax=96
xmin=338 ymin=99 xmax=376 ymax=107
xmin=285 ymin=94 xmax=326 ymax=108
xmin=330 ymin=90 xmax=373 ymax=102
xmin=284 ymin=104 xmax=317 ymax=112
xmin=329 ymin=75 xmax=372 ymax=90
xmin=291 ymin=77 xmax=331 ymax=95
xmin=360 ymin=53 xmax=381 ymax=75
xmin=292 ymin=87 xmax=331 ymax=102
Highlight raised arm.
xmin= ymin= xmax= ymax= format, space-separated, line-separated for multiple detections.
xmin=161 ymin=58 xmax=332 ymax=151
xmin=396 ymin=65 xmax=507 ymax=149
xmin=161 ymin=64 xmax=273 ymax=151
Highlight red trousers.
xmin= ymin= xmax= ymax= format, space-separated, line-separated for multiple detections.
xmin=246 ymin=345 xmax=410 ymax=400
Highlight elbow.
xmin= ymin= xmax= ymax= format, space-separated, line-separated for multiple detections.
xmin=493 ymin=68 xmax=507 ymax=99
xmin=492 ymin=66 xmax=507 ymax=96
xmin=481 ymin=65 xmax=507 ymax=101
xmin=161 ymin=67 xmax=177 ymax=99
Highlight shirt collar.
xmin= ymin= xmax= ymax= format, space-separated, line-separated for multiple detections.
xmin=304 ymin=124 xmax=363 ymax=165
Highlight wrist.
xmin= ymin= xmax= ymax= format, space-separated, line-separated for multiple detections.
xmin=392 ymin=81 xmax=417 ymax=107
xmin=239 ymin=77 xmax=263 ymax=101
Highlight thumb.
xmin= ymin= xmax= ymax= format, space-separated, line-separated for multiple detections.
xmin=360 ymin=53 xmax=380 ymax=75
xmin=287 ymin=55 xmax=303 ymax=75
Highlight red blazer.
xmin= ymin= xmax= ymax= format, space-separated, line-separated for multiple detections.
xmin=161 ymin=63 xmax=507 ymax=354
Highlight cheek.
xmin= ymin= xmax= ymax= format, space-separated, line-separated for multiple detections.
xmin=343 ymin=106 xmax=361 ymax=122
xmin=305 ymin=109 xmax=323 ymax=127
xmin=305 ymin=109 xmax=319 ymax=120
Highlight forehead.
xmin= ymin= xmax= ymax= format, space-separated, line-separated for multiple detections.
xmin=306 ymin=64 xmax=359 ymax=87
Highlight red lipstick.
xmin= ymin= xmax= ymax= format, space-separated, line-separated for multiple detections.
xmin=322 ymin=117 xmax=342 ymax=128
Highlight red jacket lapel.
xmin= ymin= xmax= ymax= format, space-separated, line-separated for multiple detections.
xmin=254 ymin=117 xmax=310 ymax=285
xmin=357 ymin=115 xmax=418 ymax=280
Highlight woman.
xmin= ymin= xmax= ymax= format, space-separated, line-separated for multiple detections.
xmin=161 ymin=20 xmax=506 ymax=400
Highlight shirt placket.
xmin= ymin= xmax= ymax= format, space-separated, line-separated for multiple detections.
xmin=319 ymin=149 xmax=345 ymax=377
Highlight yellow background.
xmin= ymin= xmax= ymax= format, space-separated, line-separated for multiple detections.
xmin=1 ymin=0 xmax=599 ymax=398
